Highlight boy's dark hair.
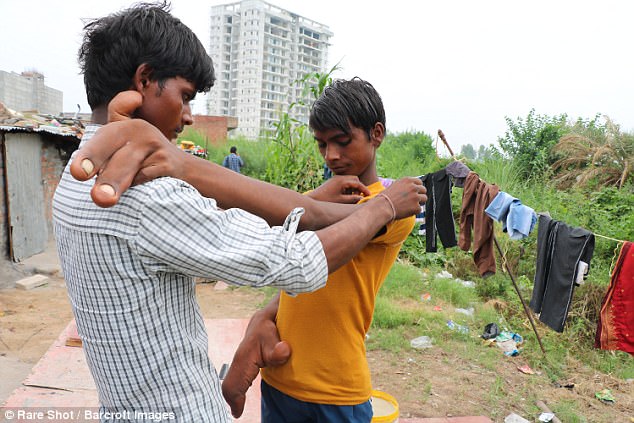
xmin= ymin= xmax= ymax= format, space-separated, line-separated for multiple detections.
xmin=79 ymin=1 xmax=215 ymax=109
xmin=230 ymin=146 xmax=237 ymax=154
xmin=309 ymin=77 xmax=385 ymax=139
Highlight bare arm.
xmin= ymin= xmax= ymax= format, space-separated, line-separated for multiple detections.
xmin=70 ymin=119 xmax=358 ymax=230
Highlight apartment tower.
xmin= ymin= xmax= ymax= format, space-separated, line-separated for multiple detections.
xmin=207 ymin=0 xmax=333 ymax=138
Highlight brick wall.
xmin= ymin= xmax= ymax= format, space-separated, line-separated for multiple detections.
xmin=40 ymin=135 xmax=76 ymax=234
xmin=190 ymin=115 xmax=238 ymax=145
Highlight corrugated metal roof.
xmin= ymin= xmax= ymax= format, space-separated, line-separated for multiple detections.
xmin=1 ymin=102 xmax=84 ymax=140
xmin=0 ymin=125 xmax=82 ymax=138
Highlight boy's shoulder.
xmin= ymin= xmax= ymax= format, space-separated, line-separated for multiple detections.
xmin=358 ymin=180 xmax=415 ymax=245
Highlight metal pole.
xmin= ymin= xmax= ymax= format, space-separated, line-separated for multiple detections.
xmin=493 ymin=235 xmax=547 ymax=356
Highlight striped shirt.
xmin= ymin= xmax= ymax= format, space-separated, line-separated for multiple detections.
xmin=222 ymin=153 xmax=243 ymax=173
xmin=53 ymin=125 xmax=328 ymax=422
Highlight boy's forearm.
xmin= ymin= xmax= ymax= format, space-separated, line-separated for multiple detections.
xmin=179 ymin=153 xmax=357 ymax=229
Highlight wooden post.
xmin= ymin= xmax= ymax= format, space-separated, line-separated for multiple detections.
xmin=535 ymin=400 xmax=562 ymax=423
xmin=437 ymin=129 xmax=455 ymax=158
xmin=493 ymin=235 xmax=547 ymax=356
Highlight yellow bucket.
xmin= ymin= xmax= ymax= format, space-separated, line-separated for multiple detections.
xmin=371 ymin=389 xmax=399 ymax=422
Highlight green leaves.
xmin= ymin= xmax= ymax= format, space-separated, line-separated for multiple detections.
xmin=263 ymin=65 xmax=342 ymax=191
xmin=497 ymin=108 xmax=568 ymax=181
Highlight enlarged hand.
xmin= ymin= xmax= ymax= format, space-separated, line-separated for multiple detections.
xmin=221 ymin=296 xmax=289 ymax=418
xmin=379 ymin=177 xmax=427 ymax=219
xmin=307 ymin=175 xmax=371 ymax=203
xmin=107 ymin=90 xmax=143 ymax=122
xmin=72 ymin=90 xmax=187 ymax=207
xmin=70 ymin=119 xmax=186 ymax=207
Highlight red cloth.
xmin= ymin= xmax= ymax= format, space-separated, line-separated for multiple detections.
xmin=595 ymin=241 xmax=634 ymax=354
xmin=459 ymin=172 xmax=500 ymax=276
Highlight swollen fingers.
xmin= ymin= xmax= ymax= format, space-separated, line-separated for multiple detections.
xmin=108 ymin=90 xmax=143 ymax=122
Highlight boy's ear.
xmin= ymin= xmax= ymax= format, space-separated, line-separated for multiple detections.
xmin=132 ymin=63 xmax=154 ymax=93
xmin=370 ymin=122 xmax=385 ymax=147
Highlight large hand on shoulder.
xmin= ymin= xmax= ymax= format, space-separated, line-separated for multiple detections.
xmin=69 ymin=91 xmax=184 ymax=207
xmin=307 ymin=175 xmax=371 ymax=203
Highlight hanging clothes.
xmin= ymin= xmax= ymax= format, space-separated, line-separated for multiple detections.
xmin=445 ymin=161 xmax=471 ymax=188
xmin=595 ymin=241 xmax=634 ymax=355
xmin=530 ymin=214 xmax=595 ymax=332
xmin=459 ymin=172 xmax=500 ymax=276
xmin=419 ymin=169 xmax=457 ymax=252
xmin=416 ymin=204 xmax=426 ymax=236
xmin=485 ymin=191 xmax=537 ymax=240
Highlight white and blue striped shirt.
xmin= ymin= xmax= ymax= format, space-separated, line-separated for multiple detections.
xmin=53 ymin=125 xmax=328 ymax=422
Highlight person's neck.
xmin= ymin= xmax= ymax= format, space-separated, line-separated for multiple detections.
xmin=358 ymin=162 xmax=379 ymax=186
xmin=90 ymin=106 xmax=107 ymax=125
xmin=359 ymin=172 xmax=379 ymax=187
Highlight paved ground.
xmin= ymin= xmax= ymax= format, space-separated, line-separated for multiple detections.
xmin=0 ymin=356 xmax=33 ymax=403
xmin=1 ymin=245 xmax=493 ymax=422
xmin=15 ymin=241 xmax=63 ymax=279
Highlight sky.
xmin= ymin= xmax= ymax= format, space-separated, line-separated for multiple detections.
xmin=1 ymin=0 xmax=632 ymax=151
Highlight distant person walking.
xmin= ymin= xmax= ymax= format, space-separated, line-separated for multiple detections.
xmin=223 ymin=146 xmax=244 ymax=173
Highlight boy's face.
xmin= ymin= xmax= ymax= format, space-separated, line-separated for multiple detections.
xmin=314 ymin=124 xmax=380 ymax=182
xmin=136 ymin=76 xmax=196 ymax=141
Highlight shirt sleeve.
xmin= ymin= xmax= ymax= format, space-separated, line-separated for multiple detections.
xmin=131 ymin=178 xmax=328 ymax=294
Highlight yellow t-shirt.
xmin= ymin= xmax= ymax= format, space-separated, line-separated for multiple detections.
xmin=261 ymin=181 xmax=415 ymax=404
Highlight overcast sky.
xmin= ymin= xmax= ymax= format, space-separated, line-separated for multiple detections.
xmin=1 ymin=0 xmax=632 ymax=150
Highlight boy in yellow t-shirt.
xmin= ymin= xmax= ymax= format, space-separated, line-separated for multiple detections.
xmin=259 ymin=78 xmax=416 ymax=422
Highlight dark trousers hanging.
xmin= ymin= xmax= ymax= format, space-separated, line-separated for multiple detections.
xmin=530 ymin=214 xmax=595 ymax=332
xmin=419 ymin=169 xmax=457 ymax=252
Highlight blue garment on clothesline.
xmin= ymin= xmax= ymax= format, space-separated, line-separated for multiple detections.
xmin=485 ymin=191 xmax=537 ymax=240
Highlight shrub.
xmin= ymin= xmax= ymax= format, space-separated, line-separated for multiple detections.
xmin=497 ymin=109 xmax=568 ymax=181
xmin=377 ymin=131 xmax=436 ymax=178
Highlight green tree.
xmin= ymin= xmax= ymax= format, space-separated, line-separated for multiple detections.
xmin=377 ymin=131 xmax=435 ymax=178
xmin=497 ymin=109 xmax=568 ymax=180
xmin=477 ymin=144 xmax=495 ymax=161
xmin=460 ymin=143 xmax=476 ymax=160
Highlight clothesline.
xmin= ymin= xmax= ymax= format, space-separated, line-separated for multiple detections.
xmin=425 ymin=161 xmax=633 ymax=353
xmin=593 ymin=232 xmax=628 ymax=244
xmin=462 ymin=165 xmax=631 ymax=245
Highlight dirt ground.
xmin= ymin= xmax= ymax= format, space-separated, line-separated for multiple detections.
xmin=1 ymin=278 xmax=632 ymax=422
